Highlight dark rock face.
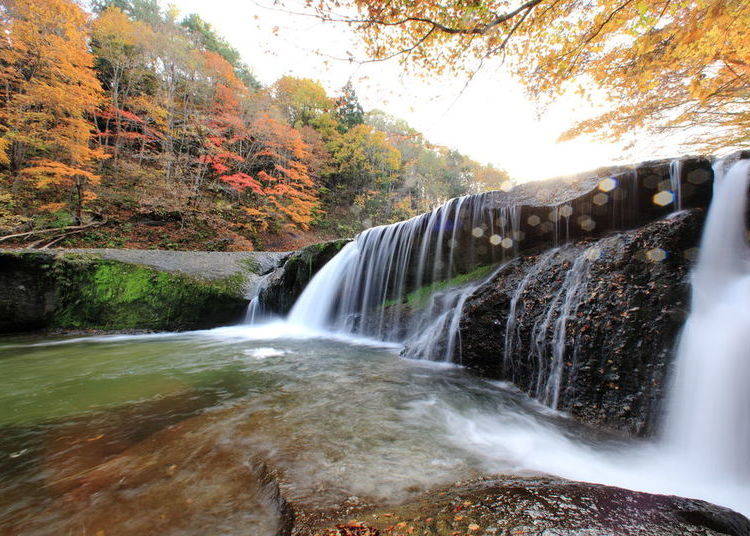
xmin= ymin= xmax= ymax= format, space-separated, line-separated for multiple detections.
xmin=303 ymin=477 xmax=750 ymax=536
xmin=259 ymin=239 xmax=351 ymax=315
xmin=0 ymin=252 xmax=249 ymax=333
xmin=0 ymin=253 xmax=59 ymax=332
xmin=258 ymin=157 xmax=714 ymax=316
xmin=456 ymin=210 xmax=704 ymax=436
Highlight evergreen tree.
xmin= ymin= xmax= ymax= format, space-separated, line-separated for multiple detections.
xmin=335 ymin=81 xmax=364 ymax=131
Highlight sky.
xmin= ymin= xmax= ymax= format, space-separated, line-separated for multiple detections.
xmin=160 ymin=0 xmax=682 ymax=183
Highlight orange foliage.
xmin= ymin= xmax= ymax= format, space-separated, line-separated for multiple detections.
xmin=199 ymin=56 xmax=319 ymax=230
xmin=0 ymin=0 xmax=106 ymax=221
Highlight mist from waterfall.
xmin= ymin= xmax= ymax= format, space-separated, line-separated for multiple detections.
xmin=665 ymin=159 xmax=750 ymax=482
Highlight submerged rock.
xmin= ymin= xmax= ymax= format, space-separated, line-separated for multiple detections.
xmin=4 ymin=406 xmax=294 ymax=536
xmin=456 ymin=209 xmax=704 ymax=435
xmin=303 ymin=477 xmax=750 ymax=536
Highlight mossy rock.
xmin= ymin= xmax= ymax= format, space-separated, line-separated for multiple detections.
xmin=0 ymin=252 xmax=248 ymax=333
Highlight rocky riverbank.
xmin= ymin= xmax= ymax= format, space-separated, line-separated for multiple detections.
xmin=0 ymin=249 xmax=286 ymax=333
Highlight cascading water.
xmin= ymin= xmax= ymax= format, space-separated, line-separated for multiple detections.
xmin=502 ymin=249 xmax=559 ymax=377
xmin=500 ymin=248 xmax=592 ymax=409
xmin=245 ymin=296 xmax=261 ymax=324
xmin=239 ymin=157 xmax=750 ymax=516
xmin=288 ymin=195 xmax=521 ymax=360
xmin=665 ymin=159 xmax=750 ymax=482
xmin=543 ymin=253 xmax=591 ymax=408
xmin=669 ymin=159 xmax=683 ymax=211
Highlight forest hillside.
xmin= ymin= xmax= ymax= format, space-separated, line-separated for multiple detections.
xmin=0 ymin=0 xmax=510 ymax=251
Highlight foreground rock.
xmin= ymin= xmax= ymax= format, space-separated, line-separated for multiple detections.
xmin=304 ymin=477 xmax=750 ymax=536
xmin=0 ymin=251 xmax=262 ymax=333
xmin=452 ymin=209 xmax=703 ymax=436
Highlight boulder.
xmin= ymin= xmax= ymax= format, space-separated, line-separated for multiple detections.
xmin=0 ymin=251 xmax=252 ymax=333
xmin=302 ymin=477 xmax=750 ymax=536
xmin=454 ymin=209 xmax=704 ymax=435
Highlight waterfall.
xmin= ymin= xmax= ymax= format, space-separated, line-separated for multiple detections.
xmin=525 ymin=251 xmax=591 ymax=408
xmin=245 ymin=297 xmax=261 ymax=323
xmin=287 ymin=241 xmax=360 ymax=330
xmin=669 ymin=159 xmax=683 ymax=211
xmin=544 ymin=254 xmax=591 ymax=408
xmin=287 ymin=195 xmax=520 ymax=359
xmin=665 ymin=159 xmax=750 ymax=481
xmin=400 ymin=270 xmax=499 ymax=363
xmin=502 ymin=249 xmax=558 ymax=378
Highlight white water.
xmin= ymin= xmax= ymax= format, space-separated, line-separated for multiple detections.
xmin=669 ymin=159 xmax=683 ymax=211
xmin=544 ymin=254 xmax=591 ymax=408
xmin=665 ymin=159 xmax=750 ymax=482
xmin=22 ymin=321 xmax=750 ymax=517
xmin=258 ymin=159 xmax=750 ymax=515
xmin=287 ymin=241 xmax=360 ymax=330
xmin=288 ymin=195 xmax=521 ymax=359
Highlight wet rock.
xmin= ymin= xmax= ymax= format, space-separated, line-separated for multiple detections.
xmin=260 ymin=157 xmax=716 ymax=318
xmin=259 ymin=239 xmax=351 ymax=315
xmin=0 ymin=251 xmax=251 ymax=333
xmin=303 ymin=477 xmax=750 ymax=536
xmin=456 ymin=209 xmax=704 ymax=436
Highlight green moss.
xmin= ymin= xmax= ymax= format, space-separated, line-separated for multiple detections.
xmin=388 ymin=264 xmax=498 ymax=310
xmin=50 ymin=258 xmax=248 ymax=331
xmin=211 ymin=272 xmax=247 ymax=296
xmin=239 ymin=257 xmax=262 ymax=275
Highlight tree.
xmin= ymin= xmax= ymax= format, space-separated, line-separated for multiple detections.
xmin=92 ymin=7 xmax=156 ymax=159
xmin=92 ymin=0 xmax=163 ymax=26
xmin=246 ymin=114 xmax=319 ymax=230
xmin=198 ymin=53 xmax=318 ymax=231
xmin=471 ymin=163 xmax=511 ymax=194
xmin=335 ymin=81 xmax=364 ymax=130
xmin=297 ymin=0 xmax=750 ymax=152
xmin=180 ymin=13 xmax=261 ymax=90
xmin=325 ymin=124 xmax=401 ymax=209
xmin=0 ymin=0 xmax=106 ymax=223
xmin=272 ymin=76 xmax=333 ymax=127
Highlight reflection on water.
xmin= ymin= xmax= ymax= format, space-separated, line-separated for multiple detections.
xmin=0 ymin=323 xmax=748 ymax=535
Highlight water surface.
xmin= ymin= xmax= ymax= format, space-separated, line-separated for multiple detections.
xmin=1 ymin=323 xmax=748 ymax=535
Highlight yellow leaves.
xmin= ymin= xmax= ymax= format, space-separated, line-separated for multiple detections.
xmin=38 ymin=202 xmax=67 ymax=213
xmin=308 ymin=0 xmax=750 ymax=152
xmin=272 ymin=76 xmax=334 ymax=125
xmin=0 ymin=138 xmax=9 ymax=167
xmin=21 ymin=160 xmax=101 ymax=187
xmin=3 ymin=0 xmax=104 ymax=170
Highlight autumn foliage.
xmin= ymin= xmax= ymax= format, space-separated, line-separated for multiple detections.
xmin=1 ymin=0 xmax=106 ymax=222
xmin=302 ymin=0 xmax=750 ymax=153
xmin=0 ymin=0 xmax=510 ymax=250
